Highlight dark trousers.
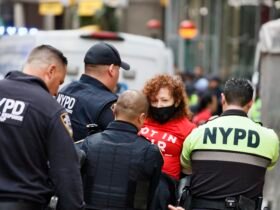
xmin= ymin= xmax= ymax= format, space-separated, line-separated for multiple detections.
xmin=150 ymin=173 xmax=178 ymax=210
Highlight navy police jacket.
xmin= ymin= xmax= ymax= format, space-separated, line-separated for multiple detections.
xmin=81 ymin=121 xmax=164 ymax=210
xmin=0 ymin=71 xmax=84 ymax=210
xmin=57 ymin=74 xmax=117 ymax=141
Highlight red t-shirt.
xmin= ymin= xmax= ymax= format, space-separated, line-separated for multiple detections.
xmin=139 ymin=117 xmax=196 ymax=180
xmin=192 ymin=109 xmax=212 ymax=125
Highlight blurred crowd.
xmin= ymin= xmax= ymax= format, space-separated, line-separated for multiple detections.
xmin=176 ymin=66 xmax=223 ymax=126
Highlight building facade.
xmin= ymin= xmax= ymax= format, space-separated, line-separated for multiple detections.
xmin=165 ymin=0 xmax=280 ymax=79
xmin=0 ymin=0 xmax=164 ymax=37
xmin=1 ymin=0 xmax=280 ymax=79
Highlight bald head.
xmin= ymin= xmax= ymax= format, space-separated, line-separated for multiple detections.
xmin=114 ymin=90 xmax=148 ymax=128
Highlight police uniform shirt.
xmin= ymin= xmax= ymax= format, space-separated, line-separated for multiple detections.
xmin=180 ymin=109 xmax=279 ymax=200
xmin=0 ymin=71 xmax=84 ymax=210
xmin=57 ymin=74 xmax=117 ymax=141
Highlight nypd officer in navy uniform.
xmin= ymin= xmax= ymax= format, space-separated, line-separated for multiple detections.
xmin=57 ymin=42 xmax=130 ymax=141
xmin=81 ymin=90 xmax=163 ymax=210
xmin=180 ymin=78 xmax=279 ymax=210
xmin=0 ymin=45 xmax=84 ymax=210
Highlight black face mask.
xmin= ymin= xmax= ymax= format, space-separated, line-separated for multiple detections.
xmin=149 ymin=105 xmax=176 ymax=124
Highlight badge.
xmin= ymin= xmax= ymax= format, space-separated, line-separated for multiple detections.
xmin=60 ymin=112 xmax=73 ymax=137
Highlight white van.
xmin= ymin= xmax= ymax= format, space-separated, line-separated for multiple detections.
xmin=0 ymin=28 xmax=174 ymax=90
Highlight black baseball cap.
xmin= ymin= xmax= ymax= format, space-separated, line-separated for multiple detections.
xmin=84 ymin=42 xmax=130 ymax=70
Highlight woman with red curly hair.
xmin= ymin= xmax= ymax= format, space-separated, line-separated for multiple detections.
xmin=139 ymin=74 xmax=196 ymax=210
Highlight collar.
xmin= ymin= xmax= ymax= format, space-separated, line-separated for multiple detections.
xmin=221 ymin=109 xmax=248 ymax=117
xmin=5 ymin=71 xmax=49 ymax=93
xmin=80 ymin=74 xmax=112 ymax=92
xmin=106 ymin=120 xmax=139 ymax=134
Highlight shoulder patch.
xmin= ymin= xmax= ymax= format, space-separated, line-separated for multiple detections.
xmin=60 ymin=112 xmax=73 ymax=137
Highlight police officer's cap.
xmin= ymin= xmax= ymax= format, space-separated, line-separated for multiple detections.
xmin=84 ymin=42 xmax=130 ymax=70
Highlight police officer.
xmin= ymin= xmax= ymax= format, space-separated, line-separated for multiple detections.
xmin=0 ymin=45 xmax=84 ymax=210
xmin=57 ymin=42 xmax=130 ymax=141
xmin=180 ymin=78 xmax=279 ymax=210
xmin=81 ymin=90 xmax=163 ymax=210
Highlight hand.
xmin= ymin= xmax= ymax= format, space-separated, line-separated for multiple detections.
xmin=168 ymin=204 xmax=185 ymax=210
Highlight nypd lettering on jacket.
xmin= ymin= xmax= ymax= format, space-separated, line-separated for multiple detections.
xmin=57 ymin=93 xmax=76 ymax=114
xmin=203 ymin=127 xmax=260 ymax=148
xmin=0 ymin=97 xmax=28 ymax=126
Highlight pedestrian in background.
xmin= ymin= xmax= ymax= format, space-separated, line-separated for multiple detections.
xmin=208 ymin=75 xmax=223 ymax=115
xmin=140 ymin=74 xmax=196 ymax=210
xmin=192 ymin=91 xmax=217 ymax=125
xmin=181 ymin=78 xmax=279 ymax=210
xmin=81 ymin=90 xmax=163 ymax=210
xmin=57 ymin=42 xmax=130 ymax=141
xmin=0 ymin=45 xmax=84 ymax=210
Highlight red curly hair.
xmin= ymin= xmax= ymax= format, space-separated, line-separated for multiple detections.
xmin=143 ymin=74 xmax=191 ymax=120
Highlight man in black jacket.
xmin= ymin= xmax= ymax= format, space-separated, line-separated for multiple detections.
xmin=57 ymin=42 xmax=130 ymax=141
xmin=81 ymin=90 xmax=163 ymax=210
xmin=0 ymin=45 xmax=84 ymax=210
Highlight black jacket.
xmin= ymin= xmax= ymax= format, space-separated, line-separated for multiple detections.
xmin=57 ymin=74 xmax=117 ymax=141
xmin=0 ymin=71 xmax=84 ymax=210
xmin=81 ymin=121 xmax=163 ymax=210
